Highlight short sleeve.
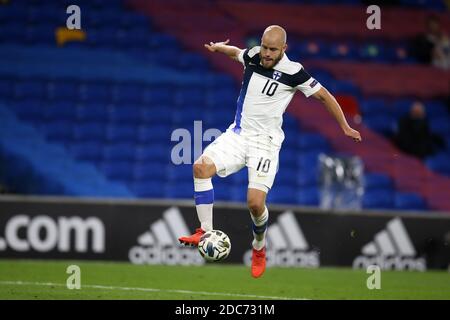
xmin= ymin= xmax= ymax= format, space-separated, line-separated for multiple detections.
xmin=297 ymin=77 xmax=322 ymax=97
xmin=237 ymin=49 xmax=248 ymax=65
xmin=294 ymin=68 xmax=322 ymax=97
xmin=238 ymin=47 xmax=260 ymax=66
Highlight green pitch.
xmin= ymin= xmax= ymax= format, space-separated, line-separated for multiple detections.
xmin=0 ymin=259 xmax=449 ymax=300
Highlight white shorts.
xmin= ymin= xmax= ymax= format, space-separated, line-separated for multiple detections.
xmin=202 ymin=130 xmax=280 ymax=193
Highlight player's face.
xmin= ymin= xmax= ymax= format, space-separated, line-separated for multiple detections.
xmin=259 ymin=42 xmax=286 ymax=69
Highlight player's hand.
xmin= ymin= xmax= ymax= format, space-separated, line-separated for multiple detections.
xmin=344 ymin=127 xmax=362 ymax=142
xmin=204 ymin=39 xmax=230 ymax=52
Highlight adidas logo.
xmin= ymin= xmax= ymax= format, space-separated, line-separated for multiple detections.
xmin=243 ymin=211 xmax=320 ymax=268
xmin=128 ymin=207 xmax=204 ymax=265
xmin=353 ymin=217 xmax=426 ymax=271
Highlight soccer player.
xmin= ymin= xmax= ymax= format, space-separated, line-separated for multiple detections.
xmin=179 ymin=25 xmax=362 ymax=278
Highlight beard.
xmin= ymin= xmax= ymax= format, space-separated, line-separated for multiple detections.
xmin=260 ymin=51 xmax=283 ymax=69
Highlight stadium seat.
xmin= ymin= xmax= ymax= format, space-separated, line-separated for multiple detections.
xmin=362 ymin=190 xmax=395 ymax=209
xmin=40 ymin=121 xmax=74 ymax=143
xmin=108 ymin=105 xmax=142 ymax=124
xmin=105 ymin=125 xmax=137 ymax=142
xmin=135 ymin=144 xmax=170 ymax=162
xmin=298 ymin=133 xmax=330 ymax=152
xmin=99 ymin=161 xmax=134 ymax=181
xmin=363 ymin=173 xmax=394 ymax=191
xmin=102 ymin=143 xmax=136 ymax=161
xmin=425 ymin=153 xmax=450 ymax=176
xmin=69 ymin=141 xmax=103 ymax=162
xmin=46 ymin=81 xmax=80 ymax=101
xmin=297 ymin=187 xmax=320 ymax=206
xmin=165 ymin=181 xmax=194 ymax=199
xmin=73 ymin=122 xmax=106 ymax=141
xmin=394 ymin=192 xmax=428 ymax=211
xmin=130 ymin=181 xmax=165 ymax=198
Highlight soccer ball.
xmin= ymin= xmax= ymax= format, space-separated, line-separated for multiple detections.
xmin=198 ymin=230 xmax=231 ymax=262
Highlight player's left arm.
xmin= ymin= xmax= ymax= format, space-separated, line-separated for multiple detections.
xmin=312 ymin=87 xmax=362 ymax=142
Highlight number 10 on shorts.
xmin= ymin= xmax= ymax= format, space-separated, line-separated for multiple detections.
xmin=256 ymin=157 xmax=271 ymax=173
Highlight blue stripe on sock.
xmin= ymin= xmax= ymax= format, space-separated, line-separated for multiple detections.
xmin=194 ymin=189 xmax=214 ymax=205
xmin=252 ymin=222 xmax=268 ymax=235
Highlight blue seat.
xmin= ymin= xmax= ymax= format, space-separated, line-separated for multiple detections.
xmin=102 ymin=143 xmax=136 ymax=161
xmin=147 ymin=33 xmax=179 ymax=49
xmin=135 ymin=144 xmax=170 ymax=162
xmin=14 ymin=80 xmax=46 ymax=99
xmin=358 ymin=43 xmax=387 ymax=62
xmin=99 ymin=161 xmax=134 ymax=181
xmin=14 ymin=100 xmax=44 ymax=122
xmin=108 ymin=105 xmax=142 ymax=124
xmin=279 ymin=148 xmax=299 ymax=170
xmin=230 ymin=169 xmax=248 ymax=185
xmin=297 ymin=151 xmax=322 ymax=170
xmin=176 ymin=53 xmax=208 ymax=70
xmin=119 ymin=12 xmax=150 ymax=29
xmin=295 ymin=40 xmax=329 ymax=59
xmin=394 ymin=192 xmax=427 ymax=211
xmin=329 ymin=41 xmax=358 ymax=60
xmin=229 ymin=184 xmax=248 ymax=202
xmin=76 ymin=103 xmax=108 ymax=122
xmin=137 ymin=125 xmax=172 ymax=143
xmin=172 ymin=108 xmax=205 ymax=125
xmin=268 ymin=186 xmax=298 ymax=204
xmin=79 ymin=83 xmax=111 ymax=102
xmin=275 ymin=169 xmax=298 ymax=187
xmin=0 ymin=78 xmax=13 ymax=99
xmin=429 ymin=118 xmax=450 ymax=136
xmin=129 ymin=181 xmax=165 ymax=198
xmin=73 ymin=122 xmax=106 ymax=141
xmin=142 ymin=86 xmax=173 ymax=105
xmin=391 ymin=99 xmax=415 ymax=119
xmin=425 ymin=101 xmax=448 ymax=119
xmin=40 ymin=121 xmax=74 ymax=142
xmin=174 ymin=87 xmax=205 ymax=106
xmin=363 ymin=190 xmax=395 ymax=209
xmin=166 ymin=164 xmax=193 ymax=182
xmin=164 ymin=182 xmax=194 ymax=199
xmin=363 ymin=115 xmax=396 ymax=136
xmin=141 ymin=106 xmax=173 ymax=124
xmin=47 ymin=81 xmax=79 ymax=101
xmin=69 ymin=141 xmax=103 ymax=162
xmin=213 ymin=186 xmax=232 ymax=201
xmin=297 ymin=169 xmax=318 ymax=187
xmin=111 ymin=83 xmax=145 ymax=103
xmin=308 ymin=69 xmax=334 ymax=85
xmin=425 ymin=153 xmax=450 ymax=176
xmin=364 ymin=173 xmax=394 ymax=191
xmin=330 ymin=80 xmax=359 ymax=96
xmin=132 ymin=163 xmax=167 ymax=181
xmin=360 ymin=98 xmax=389 ymax=116
xmin=45 ymin=102 xmax=77 ymax=121
xmin=105 ymin=125 xmax=137 ymax=142
xmin=297 ymin=187 xmax=320 ymax=206
xmin=25 ymin=24 xmax=55 ymax=44
xmin=298 ymin=133 xmax=330 ymax=152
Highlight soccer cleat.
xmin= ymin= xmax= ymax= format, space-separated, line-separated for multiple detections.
xmin=251 ymin=247 xmax=266 ymax=278
xmin=178 ymin=228 xmax=205 ymax=247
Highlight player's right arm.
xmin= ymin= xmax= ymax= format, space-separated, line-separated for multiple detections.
xmin=204 ymin=39 xmax=242 ymax=61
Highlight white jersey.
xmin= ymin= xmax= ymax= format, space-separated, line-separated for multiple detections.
xmin=228 ymin=46 xmax=322 ymax=147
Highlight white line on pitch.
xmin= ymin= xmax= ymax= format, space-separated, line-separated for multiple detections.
xmin=0 ymin=280 xmax=310 ymax=300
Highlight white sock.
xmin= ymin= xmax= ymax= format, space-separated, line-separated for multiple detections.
xmin=250 ymin=206 xmax=269 ymax=251
xmin=194 ymin=177 xmax=214 ymax=232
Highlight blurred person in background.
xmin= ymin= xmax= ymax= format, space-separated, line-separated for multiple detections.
xmin=394 ymin=101 xmax=444 ymax=159
xmin=410 ymin=14 xmax=450 ymax=70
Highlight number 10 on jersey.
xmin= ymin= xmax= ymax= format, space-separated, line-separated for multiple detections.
xmin=261 ymin=79 xmax=279 ymax=97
